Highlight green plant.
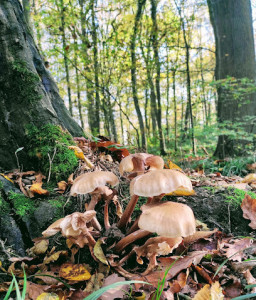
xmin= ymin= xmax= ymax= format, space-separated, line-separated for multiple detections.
xmin=83 ymin=280 xmax=150 ymax=300
xmin=4 ymin=270 xmax=27 ymax=300
xmin=26 ymin=124 xmax=78 ymax=182
xmin=225 ymin=187 xmax=256 ymax=207
xmin=10 ymin=59 xmax=41 ymax=104
xmin=8 ymin=192 xmax=36 ymax=219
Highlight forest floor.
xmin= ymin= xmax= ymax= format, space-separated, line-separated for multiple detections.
xmin=1 ymin=141 xmax=256 ymax=300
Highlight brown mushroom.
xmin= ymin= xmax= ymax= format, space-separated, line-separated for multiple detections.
xmin=42 ymin=210 xmax=97 ymax=248
xmin=133 ymin=236 xmax=182 ymax=275
xmin=119 ymin=153 xmax=164 ymax=178
xmin=70 ymin=171 xmax=119 ymax=230
xmin=138 ymin=201 xmax=196 ymax=238
xmin=117 ymin=169 xmax=194 ymax=230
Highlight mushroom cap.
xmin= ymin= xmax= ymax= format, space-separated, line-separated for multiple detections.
xmin=119 ymin=153 xmax=164 ymax=175
xmin=138 ymin=201 xmax=196 ymax=237
xmin=70 ymin=171 xmax=119 ymax=195
xmin=130 ymin=169 xmax=194 ymax=197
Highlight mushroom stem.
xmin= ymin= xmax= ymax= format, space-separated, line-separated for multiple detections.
xmin=114 ymin=229 xmax=151 ymax=253
xmin=86 ymin=194 xmax=102 ymax=231
xmin=117 ymin=195 xmax=139 ymax=230
xmin=84 ymin=229 xmax=96 ymax=247
xmin=127 ymin=197 xmax=153 ymax=234
xmin=103 ymin=192 xmax=114 ymax=230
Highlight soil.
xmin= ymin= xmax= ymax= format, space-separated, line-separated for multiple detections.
xmin=174 ymin=187 xmax=254 ymax=237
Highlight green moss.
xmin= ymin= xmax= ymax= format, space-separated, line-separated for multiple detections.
xmin=11 ymin=59 xmax=41 ymax=104
xmin=8 ymin=192 xmax=36 ymax=220
xmin=0 ymin=196 xmax=10 ymax=216
xmin=0 ymin=181 xmax=3 ymax=190
xmin=26 ymin=124 xmax=78 ymax=182
xmin=48 ymin=197 xmax=69 ymax=221
xmin=225 ymin=187 xmax=256 ymax=207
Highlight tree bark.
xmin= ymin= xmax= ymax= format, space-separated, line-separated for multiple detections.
xmin=130 ymin=0 xmax=147 ymax=149
xmin=207 ymin=0 xmax=256 ymax=158
xmin=0 ymin=0 xmax=83 ymax=170
xmin=150 ymin=0 xmax=166 ymax=155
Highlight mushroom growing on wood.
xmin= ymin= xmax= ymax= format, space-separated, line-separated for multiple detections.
xmin=119 ymin=153 xmax=164 ymax=178
xmin=117 ymin=169 xmax=194 ymax=230
xmin=70 ymin=171 xmax=119 ymax=230
xmin=42 ymin=210 xmax=97 ymax=248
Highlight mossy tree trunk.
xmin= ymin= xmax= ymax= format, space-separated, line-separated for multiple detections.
xmin=0 ymin=0 xmax=83 ymax=171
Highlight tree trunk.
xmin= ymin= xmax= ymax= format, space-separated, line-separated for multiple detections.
xmin=90 ymin=0 xmax=100 ymax=133
xmin=150 ymin=0 xmax=166 ymax=155
xmin=22 ymin=0 xmax=31 ymax=27
xmin=130 ymin=0 xmax=147 ymax=149
xmin=207 ymin=0 xmax=256 ymax=158
xmin=59 ymin=0 xmax=73 ymax=116
xmin=0 ymin=0 xmax=83 ymax=170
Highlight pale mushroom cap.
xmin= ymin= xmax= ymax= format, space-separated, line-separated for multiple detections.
xmin=138 ymin=201 xmax=196 ymax=237
xmin=70 ymin=171 xmax=118 ymax=195
xmin=145 ymin=156 xmax=164 ymax=171
xmin=130 ymin=169 xmax=193 ymax=197
xmin=119 ymin=153 xmax=153 ymax=175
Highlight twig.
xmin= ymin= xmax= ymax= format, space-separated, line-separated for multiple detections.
xmin=178 ymin=293 xmax=192 ymax=300
xmin=47 ymin=147 xmax=57 ymax=183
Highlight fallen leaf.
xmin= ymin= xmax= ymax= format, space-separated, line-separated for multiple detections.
xmin=84 ymin=273 xmax=105 ymax=294
xmin=59 ymin=263 xmax=91 ymax=281
xmin=30 ymin=182 xmax=49 ymax=196
xmin=99 ymin=274 xmax=129 ymax=300
xmin=26 ymin=281 xmax=48 ymax=300
xmin=247 ymin=163 xmax=256 ymax=171
xmin=223 ymin=238 xmax=252 ymax=262
xmin=30 ymin=239 xmax=49 ymax=255
xmin=94 ymin=240 xmax=108 ymax=265
xmin=43 ymin=251 xmax=68 ymax=265
xmin=193 ymin=281 xmax=224 ymax=299
xmin=184 ymin=229 xmax=218 ymax=245
xmin=241 ymin=194 xmax=256 ymax=229
xmin=57 ymin=181 xmax=67 ymax=194
xmin=68 ymin=146 xmax=94 ymax=168
xmin=35 ymin=271 xmax=59 ymax=285
xmin=36 ymin=292 xmax=59 ymax=300
xmin=168 ymin=160 xmax=182 ymax=171
xmin=242 ymin=173 xmax=256 ymax=184
xmin=244 ymin=270 xmax=256 ymax=293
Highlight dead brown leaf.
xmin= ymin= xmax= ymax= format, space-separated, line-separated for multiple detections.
xmin=99 ymin=273 xmax=129 ymax=300
xmin=222 ymin=238 xmax=252 ymax=262
xmin=241 ymin=194 xmax=256 ymax=229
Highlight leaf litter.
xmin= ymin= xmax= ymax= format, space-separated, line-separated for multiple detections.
xmin=0 ymin=137 xmax=256 ymax=299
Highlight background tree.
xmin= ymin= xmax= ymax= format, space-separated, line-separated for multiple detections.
xmin=207 ymin=0 xmax=256 ymax=158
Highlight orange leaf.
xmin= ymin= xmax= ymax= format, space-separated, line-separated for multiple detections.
xmin=30 ymin=182 xmax=49 ymax=196
xmin=241 ymin=194 xmax=256 ymax=229
xmin=168 ymin=160 xmax=182 ymax=171
xmin=59 ymin=263 xmax=91 ymax=281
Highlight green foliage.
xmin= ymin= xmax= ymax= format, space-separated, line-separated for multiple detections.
xmin=0 ymin=196 xmax=10 ymax=216
xmin=10 ymin=59 xmax=41 ymax=104
xmin=186 ymin=157 xmax=254 ymax=176
xmin=8 ymin=192 xmax=36 ymax=220
xmin=26 ymin=124 xmax=78 ymax=182
xmin=225 ymin=187 xmax=256 ymax=207
xmin=0 ymin=180 xmax=3 ymax=190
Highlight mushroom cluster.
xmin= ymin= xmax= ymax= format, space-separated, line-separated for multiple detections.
xmin=43 ymin=151 xmax=197 ymax=276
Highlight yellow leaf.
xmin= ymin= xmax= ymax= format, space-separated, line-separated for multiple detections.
xmin=242 ymin=173 xmax=256 ymax=184
xmin=0 ymin=173 xmax=14 ymax=183
xmin=68 ymin=146 xmax=94 ymax=168
xmin=0 ymin=261 xmax=7 ymax=272
xmin=59 ymin=263 xmax=91 ymax=281
xmin=36 ymin=293 xmax=59 ymax=300
xmin=43 ymin=251 xmax=67 ymax=265
xmin=30 ymin=239 xmax=49 ymax=255
xmin=193 ymin=282 xmax=224 ymax=300
xmin=167 ymin=188 xmax=196 ymax=196
xmin=168 ymin=160 xmax=182 ymax=171
xmin=68 ymin=146 xmax=86 ymax=160
xmin=93 ymin=240 xmax=108 ymax=265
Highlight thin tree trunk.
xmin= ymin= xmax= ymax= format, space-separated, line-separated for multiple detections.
xmin=73 ymin=34 xmax=84 ymax=129
xmin=59 ymin=0 xmax=73 ymax=116
xmin=166 ymin=48 xmax=170 ymax=141
xmin=172 ymin=69 xmax=178 ymax=152
xmin=90 ymin=0 xmax=100 ymax=133
xmin=150 ymin=0 xmax=166 ymax=155
xmin=130 ymin=0 xmax=147 ymax=149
